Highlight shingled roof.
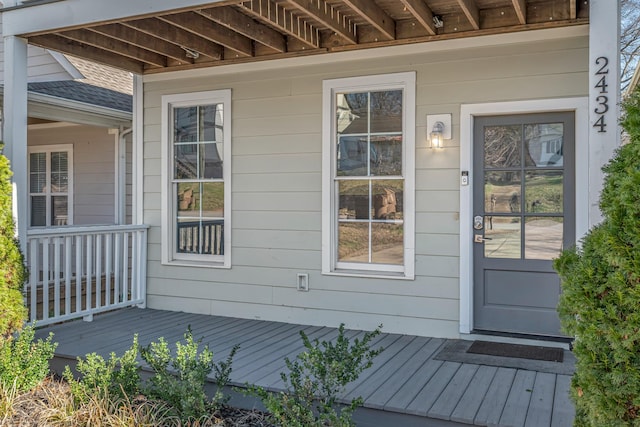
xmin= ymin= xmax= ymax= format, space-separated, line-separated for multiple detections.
xmin=27 ymin=55 xmax=133 ymax=113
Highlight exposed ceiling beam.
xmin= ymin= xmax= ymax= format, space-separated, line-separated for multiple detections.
xmin=197 ymin=6 xmax=287 ymax=53
xmin=342 ymin=0 xmax=395 ymax=41
xmin=512 ymin=0 xmax=526 ymax=25
xmin=286 ymin=0 xmax=357 ymax=44
xmin=399 ymin=0 xmax=436 ymax=36
xmin=456 ymin=0 xmax=480 ymax=30
xmin=122 ymin=18 xmax=223 ymax=60
xmin=58 ymin=28 xmax=167 ymax=67
xmin=159 ymin=12 xmax=253 ymax=57
xmin=89 ymin=24 xmax=193 ymax=64
xmin=238 ymin=0 xmax=320 ymax=49
xmin=28 ymin=34 xmax=145 ymax=74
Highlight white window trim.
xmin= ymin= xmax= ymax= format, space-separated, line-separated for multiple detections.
xmin=27 ymin=144 xmax=74 ymax=228
xmin=161 ymin=89 xmax=232 ymax=268
xmin=458 ymin=97 xmax=589 ymax=335
xmin=322 ymin=72 xmax=416 ymax=279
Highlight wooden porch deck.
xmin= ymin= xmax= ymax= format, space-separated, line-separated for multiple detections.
xmin=35 ymin=308 xmax=575 ymax=427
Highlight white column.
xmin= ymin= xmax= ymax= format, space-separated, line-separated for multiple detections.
xmin=588 ymin=0 xmax=621 ymax=226
xmin=3 ymin=35 xmax=29 ymax=252
xmin=133 ymin=74 xmax=144 ymax=225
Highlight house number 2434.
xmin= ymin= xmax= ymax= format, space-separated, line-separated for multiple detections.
xmin=593 ymin=56 xmax=609 ymax=133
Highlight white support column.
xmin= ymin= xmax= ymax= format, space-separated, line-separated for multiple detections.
xmin=133 ymin=74 xmax=144 ymax=225
xmin=588 ymin=0 xmax=621 ymax=227
xmin=3 ymin=36 xmax=29 ymax=252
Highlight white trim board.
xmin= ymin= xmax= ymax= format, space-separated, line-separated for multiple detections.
xmin=458 ymin=97 xmax=589 ymax=335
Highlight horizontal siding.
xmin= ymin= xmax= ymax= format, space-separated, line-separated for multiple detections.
xmin=28 ymin=125 xmax=116 ymax=226
xmin=0 ymin=22 xmax=74 ymax=82
xmin=142 ymin=35 xmax=589 ymax=338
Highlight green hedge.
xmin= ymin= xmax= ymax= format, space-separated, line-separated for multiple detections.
xmin=555 ymin=89 xmax=640 ymax=426
xmin=0 ymin=143 xmax=27 ymax=341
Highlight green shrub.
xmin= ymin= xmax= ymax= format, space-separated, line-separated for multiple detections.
xmin=251 ymin=324 xmax=383 ymax=427
xmin=0 ymin=325 xmax=56 ymax=392
xmin=140 ymin=328 xmax=238 ymax=422
xmin=555 ymin=88 xmax=640 ymax=425
xmin=64 ymin=334 xmax=141 ymax=403
xmin=0 ymin=143 xmax=27 ymax=341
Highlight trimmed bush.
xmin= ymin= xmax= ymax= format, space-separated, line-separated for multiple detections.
xmin=0 ymin=143 xmax=28 ymax=341
xmin=555 ymin=89 xmax=640 ymax=425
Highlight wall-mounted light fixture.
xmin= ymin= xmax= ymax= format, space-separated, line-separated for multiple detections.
xmin=426 ymin=114 xmax=452 ymax=149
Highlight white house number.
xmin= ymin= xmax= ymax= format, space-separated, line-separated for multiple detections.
xmin=593 ymin=56 xmax=609 ymax=133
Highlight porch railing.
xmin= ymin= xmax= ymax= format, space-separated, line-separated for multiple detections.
xmin=25 ymin=224 xmax=149 ymax=327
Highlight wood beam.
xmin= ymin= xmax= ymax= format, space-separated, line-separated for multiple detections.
xmin=159 ymin=12 xmax=253 ymax=57
xmin=238 ymin=0 xmax=320 ymax=49
xmin=197 ymin=6 xmax=287 ymax=52
xmin=456 ymin=0 xmax=480 ymax=30
xmin=286 ymin=0 xmax=357 ymax=44
xmin=58 ymin=29 xmax=167 ymax=67
xmin=512 ymin=0 xmax=526 ymax=25
xmin=90 ymin=24 xmax=193 ymax=64
xmin=569 ymin=0 xmax=577 ymax=20
xmin=122 ymin=18 xmax=223 ymax=60
xmin=399 ymin=0 xmax=436 ymax=36
xmin=28 ymin=34 xmax=145 ymax=74
xmin=342 ymin=0 xmax=395 ymax=41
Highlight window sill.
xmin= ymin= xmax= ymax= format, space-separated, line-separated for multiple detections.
xmin=322 ymin=269 xmax=414 ymax=281
xmin=162 ymin=259 xmax=230 ymax=269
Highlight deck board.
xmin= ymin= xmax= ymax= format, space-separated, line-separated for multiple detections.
xmin=35 ymin=308 xmax=575 ymax=427
xmin=450 ymin=365 xmax=498 ymax=424
xmin=473 ymin=367 xmax=517 ymax=425
xmin=499 ymin=370 xmax=537 ymax=427
xmin=428 ymin=363 xmax=480 ymax=420
xmin=524 ymin=372 xmax=556 ymax=427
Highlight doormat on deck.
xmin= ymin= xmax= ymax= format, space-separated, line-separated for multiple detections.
xmin=467 ymin=340 xmax=564 ymax=362
xmin=433 ymin=340 xmax=574 ymax=375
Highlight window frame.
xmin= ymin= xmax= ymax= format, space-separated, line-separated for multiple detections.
xmin=27 ymin=144 xmax=74 ymax=228
xmin=161 ymin=90 xmax=232 ymax=268
xmin=322 ymin=72 xmax=415 ymax=279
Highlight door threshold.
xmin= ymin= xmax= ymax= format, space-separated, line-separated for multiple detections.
xmin=465 ymin=329 xmax=572 ymax=350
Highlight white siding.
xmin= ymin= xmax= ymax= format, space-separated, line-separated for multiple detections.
xmin=0 ymin=21 xmax=76 ymax=82
xmin=28 ymin=125 xmax=116 ymax=225
xmin=142 ymin=35 xmax=589 ymax=339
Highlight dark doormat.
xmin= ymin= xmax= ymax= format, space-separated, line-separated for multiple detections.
xmin=433 ymin=340 xmax=575 ymax=375
xmin=467 ymin=340 xmax=564 ymax=362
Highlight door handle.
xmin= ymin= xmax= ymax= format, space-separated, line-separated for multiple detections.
xmin=474 ymin=234 xmax=492 ymax=243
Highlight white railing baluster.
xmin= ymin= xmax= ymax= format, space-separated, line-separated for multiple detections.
xmin=25 ymin=225 xmax=148 ymax=326
xmin=105 ymin=233 xmax=112 ymax=307
xmin=42 ymin=238 xmax=49 ymax=322
xmin=96 ymin=234 xmax=102 ymax=309
xmin=114 ymin=232 xmax=121 ymax=304
xmin=29 ymin=239 xmax=38 ymax=322
xmin=54 ymin=237 xmax=61 ymax=318
xmin=76 ymin=235 xmax=82 ymax=314
xmin=123 ymin=231 xmax=129 ymax=303
xmin=84 ymin=234 xmax=93 ymax=321
xmin=65 ymin=236 xmax=71 ymax=315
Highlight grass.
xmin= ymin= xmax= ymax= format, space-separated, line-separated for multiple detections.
xmin=1 ymin=376 xmax=272 ymax=427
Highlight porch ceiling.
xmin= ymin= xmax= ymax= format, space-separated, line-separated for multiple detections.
xmin=20 ymin=0 xmax=587 ymax=75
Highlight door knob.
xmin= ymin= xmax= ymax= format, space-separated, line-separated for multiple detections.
xmin=474 ymin=234 xmax=492 ymax=243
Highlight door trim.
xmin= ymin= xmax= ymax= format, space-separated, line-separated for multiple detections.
xmin=459 ymin=97 xmax=589 ymax=335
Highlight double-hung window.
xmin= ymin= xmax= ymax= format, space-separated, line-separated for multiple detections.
xmin=322 ymin=72 xmax=415 ymax=278
xmin=161 ymin=90 xmax=231 ymax=267
xmin=28 ymin=145 xmax=73 ymax=227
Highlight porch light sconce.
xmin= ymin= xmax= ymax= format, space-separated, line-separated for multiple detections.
xmin=426 ymin=114 xmax=452 ymax=149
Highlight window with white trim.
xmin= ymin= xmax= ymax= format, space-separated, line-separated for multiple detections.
xmin=28 ymin=145 xmax=73 ymax=227
xmin=161 ymin=90 xmax=231 ymax=267
xmin=322 ymin=72 xmax=415 ymax=278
